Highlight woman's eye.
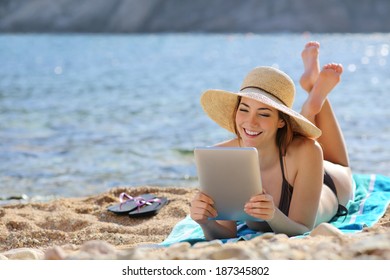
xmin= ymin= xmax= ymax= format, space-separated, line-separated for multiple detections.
xmin=239 ymin=108 xmax=249 ymax=112
xmin=259 ymin=114 xmax=270 ymax=117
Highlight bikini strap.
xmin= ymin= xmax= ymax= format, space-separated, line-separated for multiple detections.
xmin=278 ymin=150 xmax=292 ymax=216
xmin=279 ymin=150 xmax=287 ymax=182
xmin=279 ymin=151 xmax=289 ymax=185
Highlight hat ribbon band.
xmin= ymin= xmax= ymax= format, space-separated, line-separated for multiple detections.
xmin=240 ymin=87 xmax=288 ymax=107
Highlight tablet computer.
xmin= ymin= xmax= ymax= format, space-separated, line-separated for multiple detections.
xmin=194 ymin=147 xmax=263 ymax=221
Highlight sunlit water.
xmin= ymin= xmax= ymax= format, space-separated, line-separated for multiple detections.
xmin=0 ymin=33 xmax=389 ymax=202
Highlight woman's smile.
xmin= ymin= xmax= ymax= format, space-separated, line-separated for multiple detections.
xmin=243 ymin=128 xmax=262 ymax=137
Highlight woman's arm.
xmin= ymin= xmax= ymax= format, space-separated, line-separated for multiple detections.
xmin=282 ymin=140 xmax=324 ymax=233
xmin=245 ymin=139 xmax=324 ymax=236
xmin=190 ymin=192 xmax=237 ymax=240
xmin=199 ymin=220 xmax=237 ymax=240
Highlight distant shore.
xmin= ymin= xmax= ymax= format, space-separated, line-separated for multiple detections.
xmin=0 ymin=185 xmax=389 ymax=260
xmin=1 ymin=0 xmax=390 ymax=33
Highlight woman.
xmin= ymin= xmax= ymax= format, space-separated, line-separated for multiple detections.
xmin=190 ymin=42 xmax=355 ymax=239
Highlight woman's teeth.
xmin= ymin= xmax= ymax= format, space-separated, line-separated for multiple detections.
xmin=244 ymin=129 xmax=261 ymax=136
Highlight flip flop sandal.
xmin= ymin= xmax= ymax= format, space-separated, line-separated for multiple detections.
xmin=107 ymin=193 xmax=156 ymax=215
xmin=128 ymin=197 xmax=169 ymax=218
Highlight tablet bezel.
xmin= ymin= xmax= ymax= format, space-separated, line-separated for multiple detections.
xmin=194 ymin=146 xmax=263 ymax=221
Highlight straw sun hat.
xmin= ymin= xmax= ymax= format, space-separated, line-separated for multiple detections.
xmin=200 ymin=66 xmax=322 ymax=139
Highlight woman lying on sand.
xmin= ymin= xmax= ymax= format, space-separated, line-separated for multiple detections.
xmin=190 ymin=42 xmax=355 ymax=239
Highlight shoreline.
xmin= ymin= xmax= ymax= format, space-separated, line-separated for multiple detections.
xmin=0 ymin=186 xmax=389 ymax=260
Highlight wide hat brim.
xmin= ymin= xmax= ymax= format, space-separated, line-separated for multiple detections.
xmin=200 ymin=88 xmax=322 ymax=139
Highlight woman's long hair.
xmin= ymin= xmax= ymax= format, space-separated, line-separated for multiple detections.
xmin=276 ymin=111 xmax=295 ymax=156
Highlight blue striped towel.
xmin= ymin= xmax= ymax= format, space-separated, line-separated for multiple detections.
xmin=160 ymin=173 xmax=390 ymax=246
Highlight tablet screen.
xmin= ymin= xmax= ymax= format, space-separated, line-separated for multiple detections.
xmin=194 ymin=147 xmax=263 ymax=221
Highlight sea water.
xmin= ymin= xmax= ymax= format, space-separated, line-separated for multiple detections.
xmin=0 ymin=33 xmax=389 ymax=201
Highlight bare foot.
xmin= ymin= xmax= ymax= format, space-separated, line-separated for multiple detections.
xmin=301 ymin=63 xmax=343 ymax=118
xmin=300 ymin=41 xmax=320 ymax=93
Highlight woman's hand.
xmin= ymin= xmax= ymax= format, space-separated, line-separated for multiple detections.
xmin=244 ymin=193 xmax=275 ymax=221
xmin=190 ymin=192 xmax=217 ymax=224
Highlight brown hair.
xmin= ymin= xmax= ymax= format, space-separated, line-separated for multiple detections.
xmin=276 ymin=111 xmax=295 ymax=155
xmin=233 ymin=96 xmax=242 ymax=138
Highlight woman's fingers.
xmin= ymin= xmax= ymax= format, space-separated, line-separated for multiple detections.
xmin=248 ymin=193 xmax=273 ymax=202
xmin=191 ymin=200 xmax=217 ymax=217
xmin=190 ymin=192 xmax=218 ymax=222
xmin=244 ymin=194 xmax=275 ymax=220
xmin=193 ymin=192 xmax=214 ymax=204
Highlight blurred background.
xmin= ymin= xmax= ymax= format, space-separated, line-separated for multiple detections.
xmin=1 ymin=0 xmax=390 ymax=33
xmin=1 ymin=0 xmax=389 ymax=202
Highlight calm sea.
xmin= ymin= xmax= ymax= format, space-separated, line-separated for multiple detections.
xmin=1 ymin=33 xmax=389 ymax=202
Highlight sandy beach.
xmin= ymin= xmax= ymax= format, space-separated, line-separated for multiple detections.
xmin=0 ymin=186 xmax=389 ymax=260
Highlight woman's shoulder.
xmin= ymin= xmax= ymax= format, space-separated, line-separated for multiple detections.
xmin=214 ymin=138 xmax=240 ymax=147
xmin=286 ymin=137 xmax=323 ymax=178
xmin=288 ymin=136 xmax=322 ymax=158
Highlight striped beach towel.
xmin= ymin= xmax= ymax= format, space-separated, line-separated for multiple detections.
xmin=160 ymin=173 xmax=390 ymax=246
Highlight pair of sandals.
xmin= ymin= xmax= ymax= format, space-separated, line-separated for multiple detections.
xmin=107 ymin=193 xmax=168 ymax=217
